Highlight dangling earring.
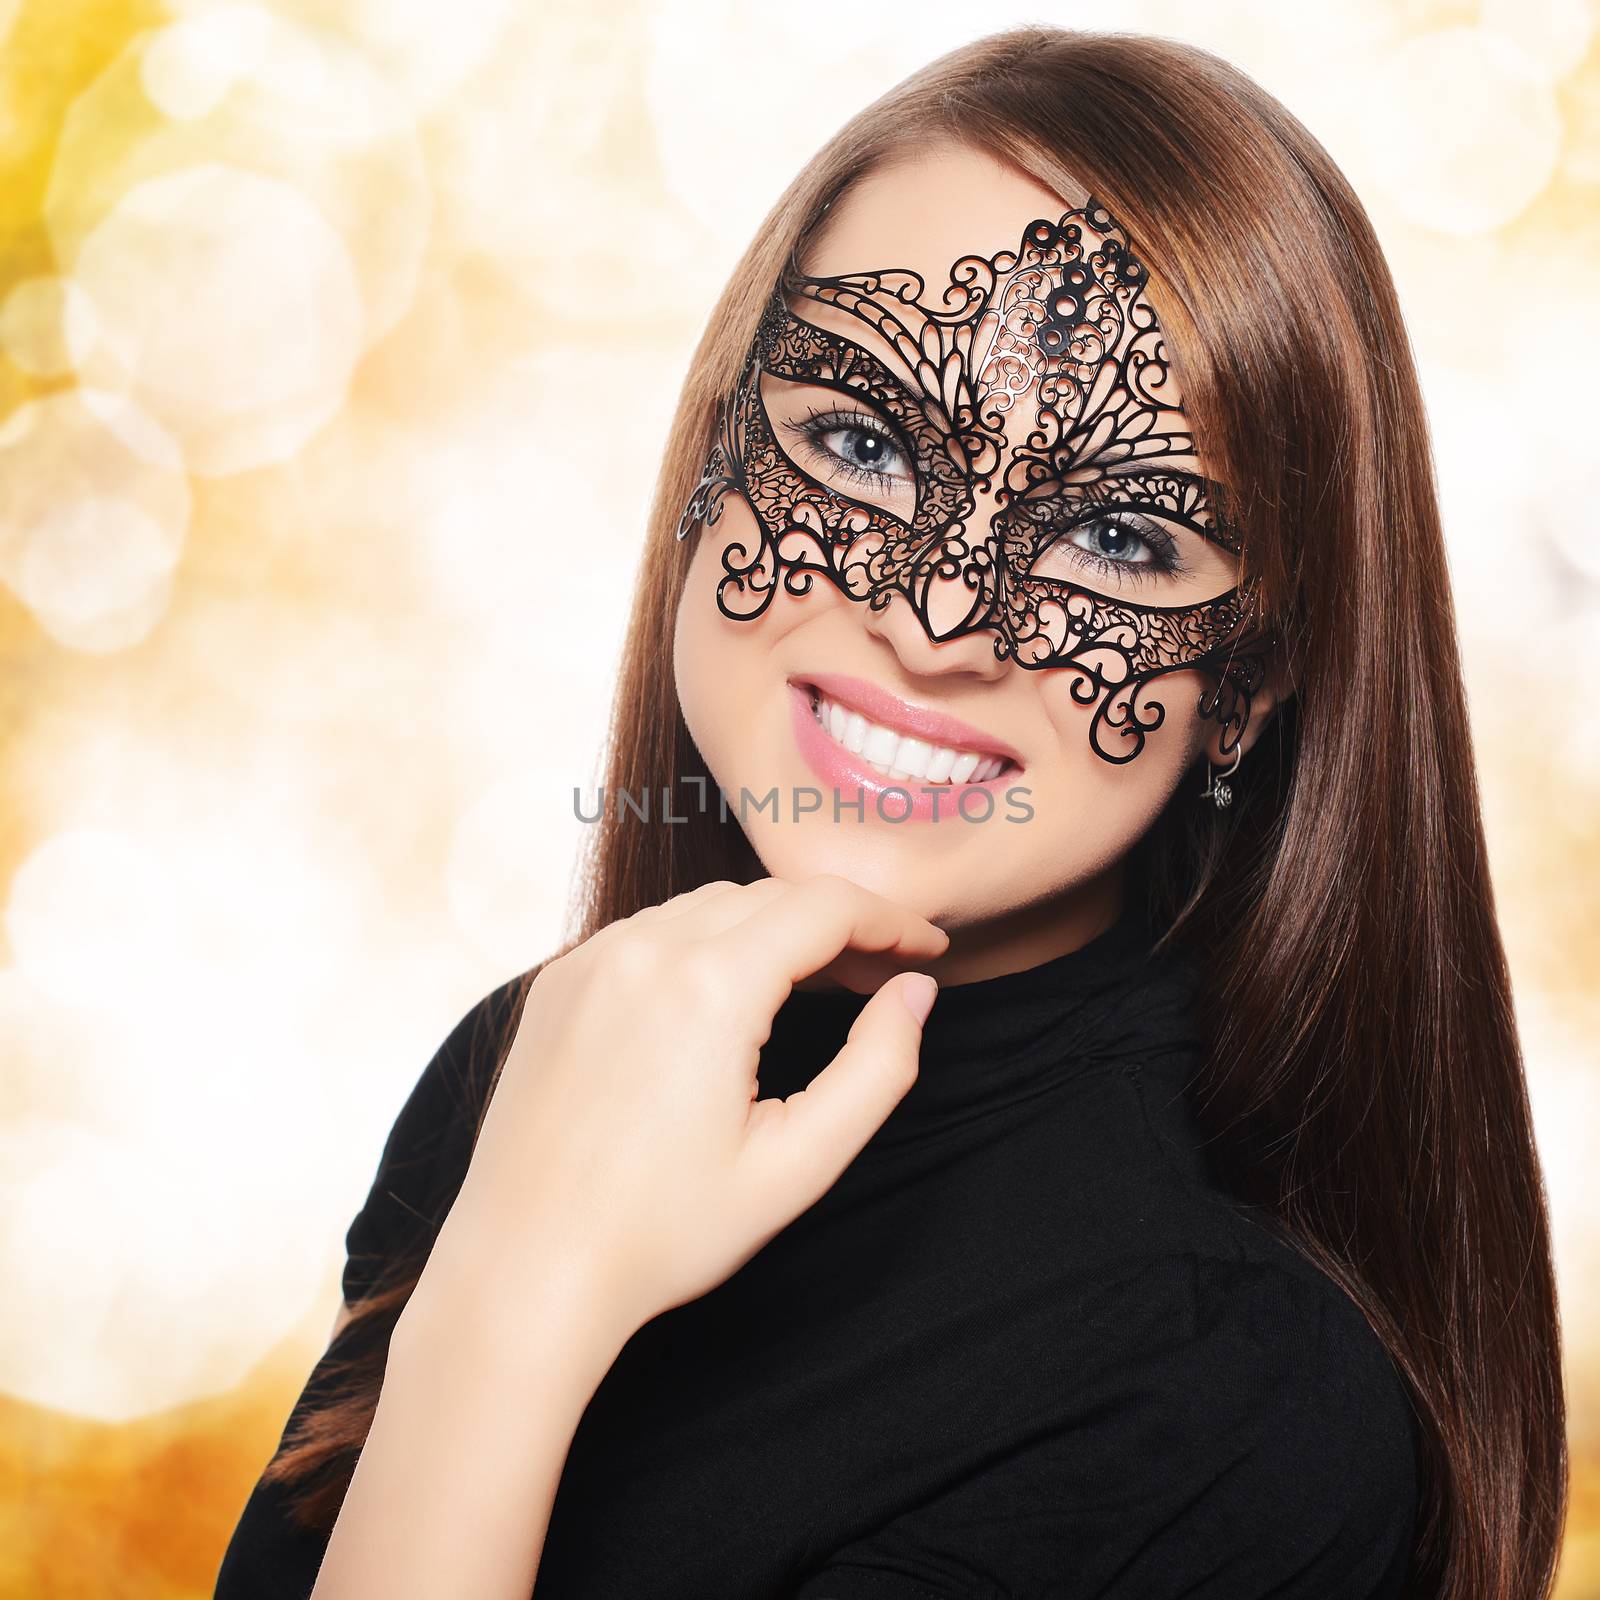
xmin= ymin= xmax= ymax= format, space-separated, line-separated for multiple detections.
xmin=1199 ymin=745 xmax=1243 ymax=808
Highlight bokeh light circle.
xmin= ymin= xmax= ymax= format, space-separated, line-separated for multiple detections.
xmin=0 ymin=388 xmax=189 ymax=649
xmin=1357 ymin=26 xmax=1561 ymax=234
xmin=69 ymin=163 xmax=366 ymax=475
xmin=0 ymin=276 xmax=99 ymax=377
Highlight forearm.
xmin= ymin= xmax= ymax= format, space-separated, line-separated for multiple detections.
xmin=310 ymin=1233 xmax=636 ymax=1600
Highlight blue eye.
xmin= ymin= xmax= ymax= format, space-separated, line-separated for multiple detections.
xmin=1030 ymin=511 xmax=1183 ymax=588
xmin=1074 ymin=516 xmax=1161 ymax=565
xmin=782 ymin=407 xmax=915 ymax=494
xmin=824 ymin=424 xmax=901 ymax=475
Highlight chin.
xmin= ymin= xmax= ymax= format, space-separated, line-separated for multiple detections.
xmin=744 ymin=820 xmax=961 ymax=918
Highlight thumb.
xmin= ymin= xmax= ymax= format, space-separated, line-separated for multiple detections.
xmin=742 ymin=972 xmax=938 ymax=1227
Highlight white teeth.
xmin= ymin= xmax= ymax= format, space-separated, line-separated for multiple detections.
xmin=890 ymin=735 xmax=933 ymax=780
xmin=862 ymin=723 xmax=898 ymax=766
xmin=810 ymin=691 xmax=1009 ymax=785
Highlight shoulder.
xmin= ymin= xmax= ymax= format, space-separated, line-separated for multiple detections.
xmin=1245 ymin=1259 xmax=1418 ymax=1591
xmin=801 ymin=1255 xmax=1419 ymax=1598
xmin=1112 ymin=1048 xmax=1414 ymax=1462
xmin=1127 ymin=1251 xmax=1419 ymax=1593
xmin=340 ymin=970 xmax=531 ymax=1302
xmin=1050 ymin=1242 xmax=1419 ymax=1591
xmin=1072 ymin=1245 xmax=1417 ymax=1464
xmin=1194 ymin=1253 xmax=1416 ymax=1471
xmin=364 ymin=968 xmax=528 ymax=1183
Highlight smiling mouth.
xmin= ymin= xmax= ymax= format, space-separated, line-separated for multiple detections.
xmin=802 ymin=682 xmax=1022 ymax=786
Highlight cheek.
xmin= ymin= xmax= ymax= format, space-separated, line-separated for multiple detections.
xmin=671 ymin=502 xmax=798 ymax=776
xmin=672 ymin=526 xmax=735 ymax=766
xmin=1019 ymin=666 xmax=1208 ymax=855
xmin=670 ymin=496 xmax=1215 ymax=913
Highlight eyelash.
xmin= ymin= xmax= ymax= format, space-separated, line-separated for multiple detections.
xmin=781 ymin=406 xmax=909 ymax=494
xmin=1039 ymin=509 xmax=1183 ymax=588
xmin=775 ymin=408 xmax=1183 ymax=585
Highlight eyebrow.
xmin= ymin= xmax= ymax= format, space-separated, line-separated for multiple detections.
xmin=762 ymin=297 xmax=1234 ymax=507
xmin=779 ymin=278 xmax=951 ymax=396
xmin=763 ymin=301 xmax=954 ymax=435
xmin=1099 ymin=462 xmax=1229 ymax=495
xmin=762 ymin=370 xmax=923 ymax=466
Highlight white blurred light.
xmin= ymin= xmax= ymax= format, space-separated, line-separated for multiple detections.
xmin=146 ymin=4 xmax=411 ymax=145
xmin=1357 ymin=26 xmax=1560 ymax=235
xmin=644 ymin=0 xmax=899 ymax=254
xmin=399 ymin=352 xmax=642 ymax=778
xmin=1543 ymin=612 xmax=1600 ymax=785
xmin=641 ymin=0 xmax=1180 ymax=258
xmin=0 ymin=952 xmax=508 ymax=1421
xmin=140 ymin=2 xmax=273 ymax=121
xmin=1528 ymin=448 xmax=1600 ymax=587
xmin=6 ymin=726 xmax=373 ymax=1015
xmin=164 ymin=802 xmax=370 ymax=1001
xmin=0 ymin=1106 xmax=323 ymax=1420
xmin=0 ymin=388 xmax=189 ymax=649
xmin=10 ymin=496 xmax=179 ymax=652
xmin=47 ymin=11 xmax=431 ymax=365
xmin=1479 ymin=0 xmax=1592 ymax=82
xmin=343 ymin=0 xmax=515 ymax=111
xmin=1420 ymin=356 xmax=1560 ymax=643
xmin=0 ymin=276 xmax=99 ymax=377
xmin=428 ymin=2 xmax=702 ymax=317
xmin=171 ymin=0 xmax=510 ymax=110
xmin=0 ymin=769 xmax=411 ymax=1416
xmin=446 ymin=771 xmax=587 ymax=971
xmin=1562 ymin=67 xmax=1600 ymax=185
xmin=6 ymin=829 xmax=183 ymax=1012
xmin=71 ymin=163 xmax=366 ymax=475
xmin=0 ymin=969 xmax=108 ymax=1125
xmin=175 ymin=589 xmax=430 ymax=733
xmin=1521 ymin=999 xmax=1600 ymax=1348
xmin=0 ymin=1120 xmax=149 ymax=1418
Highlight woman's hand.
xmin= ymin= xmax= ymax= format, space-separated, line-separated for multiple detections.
xmin=415 ymin=874 xmax=948 ymax=1349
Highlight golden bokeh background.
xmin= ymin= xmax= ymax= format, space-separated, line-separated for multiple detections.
xmin=0 ymin=0 xmax=1596 ymax=1593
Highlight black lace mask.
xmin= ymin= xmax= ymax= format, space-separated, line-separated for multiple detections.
xmin=676 ymin=199 xmax=1277 ymax=763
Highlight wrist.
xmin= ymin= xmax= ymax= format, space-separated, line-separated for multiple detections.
xmin=394 ymin=1208 xmax=642 ymax=1395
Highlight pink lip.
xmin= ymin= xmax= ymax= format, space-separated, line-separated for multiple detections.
xmin=793 ymin=671 xmax=1024 ymax=766
xmin=786 ymin=680 xmax=1024 ymax=826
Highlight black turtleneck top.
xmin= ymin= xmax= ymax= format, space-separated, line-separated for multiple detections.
xmin=216 ymin=909 xmax=1418 ymax=1598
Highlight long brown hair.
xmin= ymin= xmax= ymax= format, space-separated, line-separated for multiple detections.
xmin=263 ymin=28 xmax=1567 ymax=1595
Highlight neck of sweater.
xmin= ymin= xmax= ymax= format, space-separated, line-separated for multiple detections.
xmin=755 ymin=902 xmax=1207 ymax=1141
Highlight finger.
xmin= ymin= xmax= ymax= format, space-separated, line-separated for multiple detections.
xmin=699 ymin=873 xmax=947 ymax=988
xmin=648 ymin=874 xmax=788 ymax=933
xmin=738 ymin=971 xmax=937 ymax=1228
xmin=588 ymin=880 xmax=789 ymax=974
xmin=629 ymin=879 xmax=748 ymax=926
xmin=796 ymin=944 xmax=941 ymax=995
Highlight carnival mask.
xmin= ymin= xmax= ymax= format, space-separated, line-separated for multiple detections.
xmin=676 ymin=199 xmax=1277 ymax=764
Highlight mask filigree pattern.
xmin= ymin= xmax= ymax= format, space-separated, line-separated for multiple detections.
xmin=677 ymin=199 xmax=1277 ymax=763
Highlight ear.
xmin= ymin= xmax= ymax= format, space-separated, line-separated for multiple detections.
xmin=1199 ymin=655 xmax=1295 ymax=766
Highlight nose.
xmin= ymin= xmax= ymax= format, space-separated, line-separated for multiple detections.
xmin=859 ymin=583 xmax=1012 ymax=684
xmin=857 ymin=482 xmax=1014 ymax=683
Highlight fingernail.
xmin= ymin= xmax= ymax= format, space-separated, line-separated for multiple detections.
xmin=899 ymin=972 xmax=938 ymax=1026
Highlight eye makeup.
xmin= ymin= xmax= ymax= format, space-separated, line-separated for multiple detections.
xmin=679 ymin=199 xmax=1277 ymax=763
xmin=779 ymin=404 xmax=916 ymax=501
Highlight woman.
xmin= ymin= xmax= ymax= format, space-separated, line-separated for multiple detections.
xmin=215 ymin=26 xmax=1567 ymax=1600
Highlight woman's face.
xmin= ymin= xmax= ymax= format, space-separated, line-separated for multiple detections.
xmin=673 ymin=142 xmax=1282 ymax=977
